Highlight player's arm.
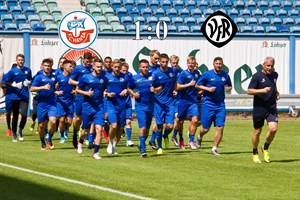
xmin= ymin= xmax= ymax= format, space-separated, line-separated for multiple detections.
xmin=127 ymin=88 xmax=140 ymax=99
xmin=197 ymin=85 xmax=216 ymax=93
xmin=177 ymin=79 xmax=196 ymax=90
xmin=68 ymin=78 xmax=78 ymax=86
xmin=76 ymin=86 xmax=93 ymax=97
xmin=247 ymin=87 xmax=271 ymax=95
xmin=30 ymin=84 xmax=50 ymax=92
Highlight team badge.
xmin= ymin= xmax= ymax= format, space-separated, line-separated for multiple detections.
xmin=59 ymin=10 xmax=98 ymax=50
xmin=51 ymin=77 xmax=55 ymax=81
xmin=169 ymin=73 xmax=173 ymax=77
xmin=120 ymin=78 xmax=124 ymax=82
xmin=222 ymin=77 xmax=225 ymax=81
xmin=148 ymin=76 xmax=153 ymax=80
xmin=100 ymin=79 xmax=104 ymax=83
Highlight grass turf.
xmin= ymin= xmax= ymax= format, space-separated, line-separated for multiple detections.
xmin=0 ymin=119 xmax=299 ymax=200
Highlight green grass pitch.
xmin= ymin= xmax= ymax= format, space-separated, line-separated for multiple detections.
xmin=0 ymin=119 xmax=299 ymax=200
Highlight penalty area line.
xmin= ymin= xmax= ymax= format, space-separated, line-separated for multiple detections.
xmin=0 ymin=162 xmax=153 ymax=200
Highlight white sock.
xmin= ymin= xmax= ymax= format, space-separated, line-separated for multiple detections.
xmin=212 ymin=146 xmax=217 ymax=151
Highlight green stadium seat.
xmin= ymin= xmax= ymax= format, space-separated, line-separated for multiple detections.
xmin=45 ymin=23 xmax=58 ymax=31
xmin=112 ymin=24 xmax=125 ymax=32
xmin=90 ymin=7 xmax=102 ymax=18
xmin=95 ymin=15 xmax=107 ymax=26
xmin=41 ymin=14 xmax=54 ymax=25
xmin=99 ymin=24 xmax=112 ymax=32
xmin=107 ymin=15 xmax=120 ymax=26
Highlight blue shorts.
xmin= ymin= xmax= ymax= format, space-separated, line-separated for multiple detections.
xmin=177 ymin=102 xmax=198 ymax=120
xmin=107 ymin=106 xmax=126 ymax=127
xmin=198 ymin=100 xmax=202 ymax=121
xmin=154 ymin=103 xmax=175 ymax=125
xmin=57 ymin=102 xmax=74 ymax=118
xmin=37 ymin=102 xmax=57 ymax=123
xmin=136 ymin=107 xmax=154 ymax=128
xmin=5 ymin=96 xmax=12 ymax=112
xmin=201 ymin=104 xmax=226 ymax=129
xmin=74 ymin=96 xmax=83 ymax=116
xmin=126 ymin=105 xmax=132 ymax=120
xmin=103 ymin=98 xmax=108 ymax=113
xmin=81 ymin=104 xmax=105 ymax=129
xmin=174 ymin=101 xmax=179 ymax=113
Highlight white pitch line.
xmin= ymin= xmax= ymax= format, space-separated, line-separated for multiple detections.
xmin=0 ymin=162 xmax=153 ymax=200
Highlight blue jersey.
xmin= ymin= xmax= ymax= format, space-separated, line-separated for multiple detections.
xmin=197 ymin=69 xmax=232 ymax=106
xmin=6 ymin=66 xmax=32 ymax=100
xmin=106 ymin=72 xmax=129 ymax=110
xmin=31 ymin=72 xmax=57 ymax=104
xmin=177 ymin=69 xmax=201 ymax=104
xmin=128 ymin=72 xmax=161 ymax=110
xmin=77 ymin=72 xmax=107 ymax=108
xmin=70 ymin=64 xmax=93 ymax=99
xmin=103 ymin=68 xmax=112 ymax=74
xmin=153 ymin=67 xmax=177 ymax=105
xmin=123 ymin=71 xmax=133 ymax=105
xmin=1 ymin=73 xmax=13 ymax=97
xmin=36 ymin=69 xmax=57 ymax=76
xmin=56 ymin=74 xmax=75 ymax=106
xmin=55 ymin=68 xmax=63 ymax=76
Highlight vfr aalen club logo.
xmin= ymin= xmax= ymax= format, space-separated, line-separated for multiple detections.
xmin=59 ymin=10 xmax=98 ymax=50
xmin=201 ymin=11 xmax=238 ymax=48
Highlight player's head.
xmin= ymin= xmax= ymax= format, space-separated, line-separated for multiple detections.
xmin=139 ymin=59 xmax=149 ymax=75
xmin=159 ymin=53 xmax=169 ymax=68
xmin=92 ymin=57 xmax=103 ymax=75
xmin=41 ymin=58 xmax=53 ymax=74
xmin=121 ymin=62 xmax=129 ymax=74
xmin=16 ymin=53 xmax=25 ymax=67
xmin=47 ymin=57 xmax=54 ymax=67
xmin=187 ymin=56 xmax=196 ymax=71
xmin=70 ymin=61 xmax=76 ymax=70
xmin=82 ymin=52 xmax=92 ymax=67
xmin=213 ymin=57 xmax=223 ymax=74
xmin=111 ymin=59 xmax=121 ymax=75
xmin=59 ymin=57 xmax=66 ymax=69
xmin=104 ymin=56 xmax=112 ymax=70
xmin=62 ymin=59 xmax=73 ymax=74
xmin=170 ymin=55 xmax=179 ymax=68
xmin=11 ymin=63 xmax=17 ymax=68
xmin=150 ymin=50 xmax=160 ymax=66
xmin=263 ymin=56 xmax=275 ymax=75
xmin=119 ymin=58 xmax=126 ymax=65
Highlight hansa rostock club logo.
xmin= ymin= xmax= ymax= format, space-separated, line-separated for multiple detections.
xmin=59 ymin=10 xmax=98 ymax=50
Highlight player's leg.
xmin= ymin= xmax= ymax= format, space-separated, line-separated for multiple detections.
xmin=154 ymin=103 xmax=165 ymax=153
xmin=162 ymin=105 xmax=175 ymax=149
xmin=171 ymin=102 xmax=179 ymax=146
xmin=136 ymin=109 xmax=149 ymax=157
xmin=92 ymin=106 xmax=105 ymax=159
xmin=11 ymin=100 xmax=21 ymax=142
xmin=197 ymin=104 xmax=213 ymax=148
xmin=37 ymin=103 xmax=49 ymax=150
xmin=211 ymin=106 xmax=226 ymax=156
xmin=78 ymin=107 xmax=95 ymax=154
xmin=107 ymin=109 xmax=117 ymax=154
xmin=57 ymin=102 xmax=67 ymax=143
xmin=186 ymin=104 xmax=198 ymax=149
xmin=72 ymin=97 xmax=83 ymax=148
xmin=30 ymin=99 xmax=38 ymax=133
xmin=17 ymin=99 xmax=28 ymax=141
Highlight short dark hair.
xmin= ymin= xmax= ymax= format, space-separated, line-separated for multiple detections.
xmin=139 ymin=59 xmax=149 ymax=65
xmin=16 ymin=53 xmax=25 ymax=60
xmin=213 ymin=57 xmax=223 ymax=63
xmin=71 ymin=61 xmax=76 ymax=66
xmin=11 ymin=63 xmax=17 ymax=68
xmin=93 ymin=57 xmax=103 ymax=63
xmin=42 ymin=58 xmax=53 ymax=65
xmin=160 ymin=53 xmax=169 ymax=61
xmin=83 ymin=52 xmax=92 ymax=60
xmin=62 ymin=59 xmax=72 ymax=66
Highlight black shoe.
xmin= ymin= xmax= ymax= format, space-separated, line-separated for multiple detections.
xmin=148 ymin=141 xmax=158 ymax=150
xmin=88 ymin=142 xmax=94 ymax=149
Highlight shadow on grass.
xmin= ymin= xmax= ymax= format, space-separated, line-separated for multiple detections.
xmin=221 ymin=151 xmax=252 ymax=155
xmin=271 ymin=159 xmax=300 ymax=163
xmin=0 ymin=174 xmax=93 ymax=200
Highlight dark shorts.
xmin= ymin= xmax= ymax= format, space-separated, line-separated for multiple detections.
xmin=253 ymin=107 xmax=278 ymax=128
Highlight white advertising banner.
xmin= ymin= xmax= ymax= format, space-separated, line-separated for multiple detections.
xmin=30 ymin=35 xmax=290 ymax=94
xmin=0 ymin=35 xmax=24 ymax=109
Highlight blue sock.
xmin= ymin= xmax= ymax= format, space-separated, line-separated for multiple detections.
xmin=264 ymin=141 xmax=270 ymax=150
xmin=60 ymin=130 xmax=64 ymax=138
xmin=48 ymin=134 xmax=53 ymax=142
xmin=189 ymin=134 xmax=195 ymax=143
xmin=40 ymin=137 xmax=46 ymax=145
xmin=18 ymin=129 xmax=23 ymax=136
xmin=179 ymin=133 xmax=183 ymax=141
xmin=88 ymin=133 xmax=94 ymax=143
xmin=173 ymin=129 xmax=178 ymax=137
xmin=150 ymin=131 xmax=156 ymax=142
xmin=45 ymin=129 xmax=49 ymax=135
xmin=126 ymin=128 xmax=132 ymax=140
xmin=139 ymin=136 xmax=147 ymax=152
xmin=156 ymin=131 xmax=162 ymax=149
xmin=94 ymin=144 xmax=100 ymax=154
xmin=163 ymin=128 xmax=172 ymax=138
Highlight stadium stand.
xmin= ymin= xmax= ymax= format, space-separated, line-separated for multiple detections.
xmin=265 ymin=25 xmax=278 ymax=33
xmin=140 ymin=7 xmax=152 ymax=19
xmin=240 ymin=25 xmax=252 ymax=33
xmin=252 ymin=25 xmax=265 ymax=33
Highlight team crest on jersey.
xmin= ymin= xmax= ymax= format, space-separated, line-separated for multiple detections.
xmin=51 ymin=77 xmax=55 ymax=81
xmin=120 ymin=78 xmax=124 ymax=82
xmin=148 ymin=76 xmax=153 ymax=81
xmin=222 ymin=77 xmax=225 ymax=81
xmin=59 ymin=10 xmax=98 ymax=50
xmin=169 ymin=73 xmax=173 ymax=77
xmin=100 ymin=79 xmax=104 ymax=83
xmin=274 ymin=79 xmax=276 ymax=83
xmin=195 ymin=74 xmax=198 ymax=78
xmin=25 ymin=71 xmax=28 ymax=74
xmin=262 ymin=78 xmax=265 ymax=82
